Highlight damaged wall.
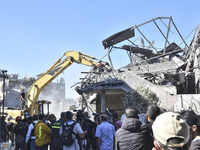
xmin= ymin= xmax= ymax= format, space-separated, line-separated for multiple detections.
xmin=124 ymin=70 xmax=177 ymax=110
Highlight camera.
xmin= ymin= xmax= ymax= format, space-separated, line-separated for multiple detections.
xmin=92 ymin=112 xmax=100 ymax=123
xmin=73 ymin=109 xmax=84 ymax=122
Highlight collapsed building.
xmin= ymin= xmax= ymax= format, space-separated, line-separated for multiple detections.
xmin=1 ymin=16 xmax=200 ymax=118
xmin=75 ymin=16 xmax=200 ymax=115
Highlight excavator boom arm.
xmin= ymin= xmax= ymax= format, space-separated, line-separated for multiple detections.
xmin=27 ymin=51 xmax=97 ymax=115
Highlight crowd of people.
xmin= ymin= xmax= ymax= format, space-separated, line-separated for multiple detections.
xmin=114 ymin=106 xmax=200 ymax=150
xmin=0 ymin=105 xmax=200 ymax=150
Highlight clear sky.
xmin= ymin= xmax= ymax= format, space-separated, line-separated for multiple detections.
xmin=0 ymin=0 xmax=200 ymax=99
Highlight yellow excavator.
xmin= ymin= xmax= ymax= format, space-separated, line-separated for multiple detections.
xmin=26 ymin=51 xmax=97 ymax=115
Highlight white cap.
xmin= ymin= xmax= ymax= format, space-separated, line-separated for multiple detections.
xmin=152 ymin=112 xmax=189 ymax=147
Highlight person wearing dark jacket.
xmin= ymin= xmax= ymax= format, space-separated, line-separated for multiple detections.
xmin=83 ymin=111 xmax=96 ymax=150
xmin=13 ymin=116 xmax=28 ymax=150
xmin=180 ymin=110 xmax=200 ymax=150
xmin=145 ymin=105 xmax=161 ymax=143
xmin=116 ymin=107 xmax=152 ymax=150
xmin=51 ymin=112 xmax=66 ymax=150
xmin=48 ymin=114 xmax=56 ymax=150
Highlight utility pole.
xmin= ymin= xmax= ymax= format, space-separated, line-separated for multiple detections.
xmin=0 ymin=69 xmax=8 ymax=117
xmin=101 ymin=90 xmax=106 ymax=113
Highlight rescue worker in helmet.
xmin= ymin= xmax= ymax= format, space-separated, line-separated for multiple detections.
xmin=13 ymin=116 xmax=28 ymax=150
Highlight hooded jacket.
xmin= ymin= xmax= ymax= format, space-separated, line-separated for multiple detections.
xmin=116 ymin=118 xmax=153 ymax=150
xmin=35 ymin=120 xmax=51 ymax=146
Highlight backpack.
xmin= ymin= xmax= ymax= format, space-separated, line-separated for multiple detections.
xmin=62 ymin=122 xmax=77 ymax=146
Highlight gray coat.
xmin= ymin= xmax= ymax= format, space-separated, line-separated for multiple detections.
xmin=116 ymin=118 xmax=153 ymax=150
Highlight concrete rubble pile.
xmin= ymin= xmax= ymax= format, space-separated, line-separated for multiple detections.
xmin=75 ymin=17 xmax=200 ymax=115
